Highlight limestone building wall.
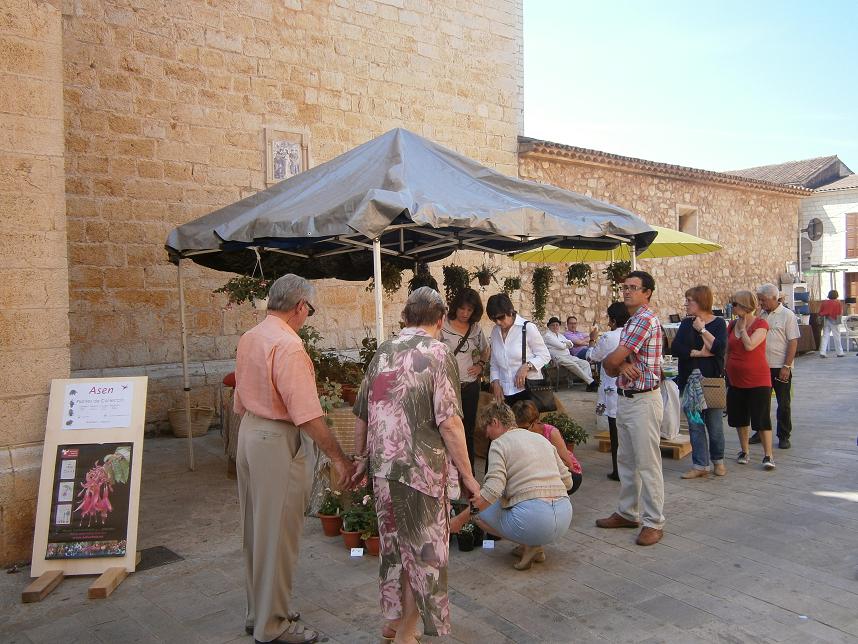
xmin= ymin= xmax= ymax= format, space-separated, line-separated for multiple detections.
xmin=517 ymin=150 xmax=804 ymax=328
xmin=0 ymin=1 xmax=70 ymax=564
xmin=63 ymin=0 xmax=524 ymax=424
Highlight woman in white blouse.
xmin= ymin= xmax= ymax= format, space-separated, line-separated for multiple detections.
xmin=585 ymin=302 xmax=630 ymax=480
xmin=485 ymin=293 xmax=551 ymax=406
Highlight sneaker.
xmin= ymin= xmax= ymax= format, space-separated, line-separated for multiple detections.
xmin=748 ymin=432 xmax=761 ymax=445
xmin=737 ymin=451 xmax=749 ymax=464
xmin=762 ymin=456 xmax=776 ymax=471
xmin=820 ymin=353 xmax=828 ymax=358
xmin=778 ymin=438 xmax=791 ymax=449
xmin=837 ymin=354 xmax=845 ymax=358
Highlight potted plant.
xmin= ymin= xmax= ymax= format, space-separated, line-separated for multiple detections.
xmin=341 ymin=488 xmax=374 ymax=549
xmin=457 ymin=522 xmax=476 ymax=551
xmin=603 ymin=260 xmax=632 ymax=299
xmin=316 ymin=487 xmax=344 ymax=537
xmin=470 ymin=263 xmax=501 ymax=287
xmin=318 ymin=379 xmax=345 ymax=427
xmin=502 ymin=276 xmax=522 ymax=295
xmin=542 ymin=412 xmax=588 ymax=452
xmin=213 ymin=275 xmax=271 ymax=308
xmin=566 ymin=263 xmax=592 ymax=287
xmin=532 ymin=266 xmax=553 ymax=322
xmin=408 ymin=261 xmax=439 ymax=292
xmin=361 ymin=501 xmax=380 ymax=556
xmin=366 ymin=262 xmax=405 ymax=297
xmin=442 ymin=264 xmax=471 ymax=303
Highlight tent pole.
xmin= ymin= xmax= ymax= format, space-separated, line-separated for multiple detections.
xmin=177 ymin=259 xmax=195 ymax=471
xmin=373 ymin=238 xmax=384 ymax=342
xmin=630 ymin=243 xmax=637 ymax=271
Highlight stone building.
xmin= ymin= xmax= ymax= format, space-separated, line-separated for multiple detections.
xmin=517 ymin=139 xmax=809 ymax=325
xmin=1 ymin=0 xmax=523 ymax=564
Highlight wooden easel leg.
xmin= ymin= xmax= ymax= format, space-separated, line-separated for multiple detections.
xmin=88 ymin=567 xmax=128 ymax=599
xmin=22 ymin=570 xmax=64 ymax=603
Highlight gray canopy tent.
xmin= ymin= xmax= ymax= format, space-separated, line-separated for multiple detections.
xmin=166 ymin=128 xmax=655 ymax=468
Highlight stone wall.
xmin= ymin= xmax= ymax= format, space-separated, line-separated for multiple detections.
xmin=63 ymin=0 xmax=524 ymax=424
xmin=0 ymin=1 xmax=70 ymax=564
xmin=518 ymin=153 xmax=802 ymax=327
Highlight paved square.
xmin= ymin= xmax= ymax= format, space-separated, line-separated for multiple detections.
xmin=2 ymin=354 xmax=857 ymax=643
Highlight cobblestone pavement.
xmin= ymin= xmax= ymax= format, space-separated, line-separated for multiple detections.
xmin=2 ymin=353 xmax=857 ymax=643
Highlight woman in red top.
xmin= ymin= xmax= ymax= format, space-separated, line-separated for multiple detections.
xmin=818 ymin=290 xmax=845 ymax=358
xmin=726 ymin=290 xmax=775 ymax=470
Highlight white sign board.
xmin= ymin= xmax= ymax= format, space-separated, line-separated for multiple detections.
xmin=31 ymin=377 xmax=147 ymax=578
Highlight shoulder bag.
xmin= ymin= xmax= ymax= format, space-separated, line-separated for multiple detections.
xmin=521 ymin=321 xmax=557 ymax=412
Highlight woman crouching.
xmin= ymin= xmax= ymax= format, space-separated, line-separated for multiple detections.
xmin=450 ymin=400 xmax=573 ymax=570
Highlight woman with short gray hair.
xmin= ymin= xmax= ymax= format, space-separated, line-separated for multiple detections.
xmin=351 ymin=286 xmax=479 ymax=642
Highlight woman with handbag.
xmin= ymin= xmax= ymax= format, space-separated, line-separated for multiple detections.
xmin=439 ymin=288 xmax=490 ymax=474
xmin=670 ymin=285 xmax=728 ymax=479
xmin=486 ymin=293 xmax=552 ymax=409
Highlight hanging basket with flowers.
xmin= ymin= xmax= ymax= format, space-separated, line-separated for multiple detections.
xmin=566 ymin=263 xmax=592 ymax=287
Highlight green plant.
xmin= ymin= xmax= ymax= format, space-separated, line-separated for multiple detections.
xmin=566 ymin=263 xmax=592 ymax=287
xmin=318 ymin=487 xmax=344 ymax=516
xmin=542 ymin=412 xmax=588 ymax=446
xmin=502 ymin=276 xmax=522 ymax=295
xmin=359 ymin=333 xmax=377 ymax=372
xmin=603 ymin=260 xmax=632 ymax=299
xmin=342 ymin=488 xmax=377 ymax=538
xmin=442 ymin=264 xmax=471 ymax=303
xmin=531 ymin=266 xmax=553 ymax=322
xmin=366 ymin=262 xmax=405 ymax=297
xmin=459 ymin=521 xmax=476 ymax=535
xmin=470 ymin=263 xmax=501 ymax=285
xmin=318 ymin=379 xmax=345 ymax=426
xmin=213 ymin=275 xmax=271 ymax=308
xmin=408 ymin=262 xmax=439 ymax=293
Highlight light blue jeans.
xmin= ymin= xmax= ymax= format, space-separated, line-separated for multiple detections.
xmin=687 ymin=407 xmax=725 ymax=470
xmin=479 ymin=497 xmax=572 ymax=546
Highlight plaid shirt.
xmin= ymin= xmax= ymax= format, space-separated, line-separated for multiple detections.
xmin=617 ymin=304 xmax=663 ymax=391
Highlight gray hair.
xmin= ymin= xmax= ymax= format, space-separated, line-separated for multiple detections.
xmin=756 ymin=283 xmax=780 ymax=299
xmin=267 ymin=274 xmax=315 ymax=312
xmin=401 ymin=286 xmax=446 ymax=327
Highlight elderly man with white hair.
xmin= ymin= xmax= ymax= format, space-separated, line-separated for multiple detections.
xmin=751 ymin=283 xmax=799 ymax=450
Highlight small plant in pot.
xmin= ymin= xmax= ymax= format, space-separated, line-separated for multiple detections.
xmin=470 ymin=263 xmax=501 ymax=287
xmin=213 ymin=275 xmax=271 ymax=309
xmin=341 ymin=487 xmax=375 ymax=549
xmin=542 ymin=412 xmax=588 ymax=452
xmin=317 ymin=487 xmax=344 ymax=537
xmin=457 ymin=522 xmax=477 ymax=551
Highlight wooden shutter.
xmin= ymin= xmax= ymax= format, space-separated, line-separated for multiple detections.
xmin=847 ymin=213 xmax=858 ymax=259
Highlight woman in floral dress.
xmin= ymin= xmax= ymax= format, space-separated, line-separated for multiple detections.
xmin=352 ymin=287 xmax=480 ymax=643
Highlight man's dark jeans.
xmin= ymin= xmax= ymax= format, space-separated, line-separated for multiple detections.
xmin=770 ymin=367 xmax=792 ymax=440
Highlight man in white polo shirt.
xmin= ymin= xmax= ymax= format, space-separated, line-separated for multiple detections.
xmin=751 ymin=283 xmax=799 ymax=450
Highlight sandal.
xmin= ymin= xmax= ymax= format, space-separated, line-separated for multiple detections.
xmin=381 ymin=626 xmax=422 ymax=642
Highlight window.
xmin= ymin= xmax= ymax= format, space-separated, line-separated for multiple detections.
xmin=847 ymin=213 xmax=858 ymax=259
xmin=677 ymin=205 xmax=698 ymax=236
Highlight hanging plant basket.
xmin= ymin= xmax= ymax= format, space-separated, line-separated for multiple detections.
xmin=603 ymin=260 xmax=632 ymax=298
xmin=408 ymin=262 xmax=439 ymax=293
xmin=366 ymin=263 xmax=405 ymax=297
xmin=442 ymin=265 xmax=471 ymax=303
xmin=470 ymin=264 xmax=501 ymax=288
xmin=566 ymin=263 xmax=592 ymax=287
xmin=531 ymin=267 xmax=553 ymax=322
xmin=502 ymin=276 xmax=521 ymax=295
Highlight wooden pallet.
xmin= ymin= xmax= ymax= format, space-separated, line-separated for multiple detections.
xmin=594 ymin=431 xmax=691 ymax=460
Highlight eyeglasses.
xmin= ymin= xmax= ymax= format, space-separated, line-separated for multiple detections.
xmin=491 ymin=313 xmax=509 ymax=322
xmin=621 ymin=284 xmax=644 ymax=292
xmin=304 ymin=301 xmax=315 ymax=316
xmin=730 ymin=302 xmax=744 ymax=309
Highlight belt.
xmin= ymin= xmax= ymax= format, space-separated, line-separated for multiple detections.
xmin=616 ymin=385 xmax=660 ymax=398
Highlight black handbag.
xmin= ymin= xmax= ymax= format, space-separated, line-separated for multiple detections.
xmin=521 ymin=321 xmax=557 ymax=412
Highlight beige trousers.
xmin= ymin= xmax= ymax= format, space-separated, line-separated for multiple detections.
xmin=616 ymin=390 xmax=665 ymax=530
xmin=237 ymin=412 xmax=308 ymax=642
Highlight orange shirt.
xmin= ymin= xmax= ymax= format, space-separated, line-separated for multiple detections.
xmin=818 ymin=299 xmax=843 ymax=320
xmin=234 ymin=315 xmax=322 ymax=426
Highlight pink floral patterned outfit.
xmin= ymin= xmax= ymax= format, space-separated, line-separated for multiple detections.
xmin=353 ymin=327 xmax=462 ymax=637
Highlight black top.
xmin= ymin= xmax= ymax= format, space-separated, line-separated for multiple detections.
xmin=670 ymin=316 xmax=727 ymax=392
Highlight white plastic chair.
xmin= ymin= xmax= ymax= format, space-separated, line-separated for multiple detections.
xmin=844 ymin=315 xmax=858 ymax=352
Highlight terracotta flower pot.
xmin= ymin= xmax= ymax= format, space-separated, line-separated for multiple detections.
xmin=340 ymin=529 xmax=363 ymax=549
xmin=318 ymin=514 xmax=343 ymax=537
xmin=341 ymin=385 xmax=358 ymax=406
xmin=364 ymin=535 xmax=380 ymax=556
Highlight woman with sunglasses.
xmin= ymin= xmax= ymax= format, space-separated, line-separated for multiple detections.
xmin=485 ymin=293 xmax=551 ymax=406
xmin=725 ymin=290 xmax=775 ymax=470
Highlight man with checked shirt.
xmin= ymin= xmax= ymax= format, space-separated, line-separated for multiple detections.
xmin=597 ymin=271 xmax=666 ymax=546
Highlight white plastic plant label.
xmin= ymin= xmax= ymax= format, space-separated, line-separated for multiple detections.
xmin=350 ymin=547 xmax=364 ymax=557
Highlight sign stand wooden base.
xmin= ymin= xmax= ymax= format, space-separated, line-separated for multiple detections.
xmin=21 ymin=552 xmax=141 ymax=603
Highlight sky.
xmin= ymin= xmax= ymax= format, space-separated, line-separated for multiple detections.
xmin=523 ymin=0 xmax=858 ymax=173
